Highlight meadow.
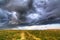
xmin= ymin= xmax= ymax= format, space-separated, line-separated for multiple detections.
xmin=0 ymin=30 xmax=60 ymax=40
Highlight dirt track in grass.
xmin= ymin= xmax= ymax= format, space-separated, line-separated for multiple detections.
xmin=0 ymin=30 xmax=60 ymax=40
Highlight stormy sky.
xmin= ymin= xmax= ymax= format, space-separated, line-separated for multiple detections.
xmin=0 ymin=0 xmax=60 ymax=29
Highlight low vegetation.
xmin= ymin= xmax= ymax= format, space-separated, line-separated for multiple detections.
xmin=0 ymin=30 xmax=60 ymax=40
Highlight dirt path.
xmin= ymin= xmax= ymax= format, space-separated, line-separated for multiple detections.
xmin=20 ymin=31 xmax=26 ymax=40
xmin=25 ymin=31 xmax=41 ymax=40
xmin=12 ymin=31 xmax=41 ymax=40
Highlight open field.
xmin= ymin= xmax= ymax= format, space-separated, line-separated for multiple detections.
xmin=0 ymin=30 xmax=60 ymax=40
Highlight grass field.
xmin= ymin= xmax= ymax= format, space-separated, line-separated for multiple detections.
xmin=0 ymin=30 xmax=60 ymax=40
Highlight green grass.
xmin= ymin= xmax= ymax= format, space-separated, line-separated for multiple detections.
xmin=28 ymin=30 xmax=60 ymax=40
xmin=0 ymin=30 xmax=60 ymax=40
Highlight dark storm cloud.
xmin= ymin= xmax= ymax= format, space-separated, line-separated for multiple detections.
xmin=0 ymin=0 xmax=60 ymax=29
xmin=31 ymin=0 xmax=60 ymax=24
xmin=0 ymin=8 xmax=11 ymax=27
